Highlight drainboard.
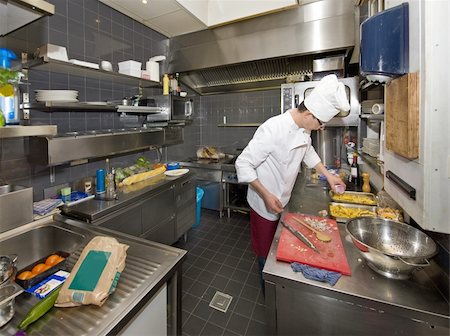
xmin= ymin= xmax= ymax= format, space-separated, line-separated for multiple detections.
xmin=0 ymin=225 xmax=86 ymax=270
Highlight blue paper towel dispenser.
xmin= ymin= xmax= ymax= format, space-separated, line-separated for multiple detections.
xmin=360 ymin=3 xmax=409 ymax=83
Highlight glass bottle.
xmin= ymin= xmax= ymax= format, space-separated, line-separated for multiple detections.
xmin=348 ymin=152 xmax=360 ymax=187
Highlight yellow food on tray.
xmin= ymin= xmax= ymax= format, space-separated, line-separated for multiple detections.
xmin=329 ymin=204 xmax=376 ymax=219
xmin=377 ymin=207 xmax=403 ymax=221
xmin=331 ymin=192 xmax=377 ymax=205
xmin=119 ymin=166 xmax=166 ymax=186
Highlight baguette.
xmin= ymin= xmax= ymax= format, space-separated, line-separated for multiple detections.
xmin=119 ymin=166 xmax=166 ymax=186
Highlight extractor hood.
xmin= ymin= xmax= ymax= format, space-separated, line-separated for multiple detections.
xmin=0 ymin=0 xmax=55 ymax=37
xmin=169 ymin=0 xmax=358 ymax=95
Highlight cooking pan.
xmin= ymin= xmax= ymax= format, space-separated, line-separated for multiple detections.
xmin=0 ymin=255 xmax=17 ymax=285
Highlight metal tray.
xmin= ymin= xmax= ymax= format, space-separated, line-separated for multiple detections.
xmin=329 ymin=190 xmax=377 ymax=205
xmin=329 ymin=202 xmax=377 ymax=223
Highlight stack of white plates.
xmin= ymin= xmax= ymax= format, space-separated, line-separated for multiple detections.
xmin=35 ymin=90 xmax=79 ymax=103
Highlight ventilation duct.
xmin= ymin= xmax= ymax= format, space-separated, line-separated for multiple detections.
xmin=169 ymin=0 xmax=357 ymax=95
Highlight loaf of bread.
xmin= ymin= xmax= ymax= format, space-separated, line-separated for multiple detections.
xmin=196 ymin=146 xmax=225 ymax=159
xmin=119 ymin=166 xmax=166 ymax=186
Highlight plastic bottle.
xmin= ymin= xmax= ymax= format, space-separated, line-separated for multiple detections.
xmin=162 ymin=74 xmax=169 ymax=95
xmin=0 ymin=48 xmax=19 ymax=125
xmin=170 ymin=74 xmax=177 ymax=94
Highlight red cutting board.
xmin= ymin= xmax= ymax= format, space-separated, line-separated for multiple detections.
xmin=276 ymin=213 xmax=351 ymax=275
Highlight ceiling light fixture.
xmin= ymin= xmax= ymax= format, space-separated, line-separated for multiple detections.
xmin=142 ymin=0 xmax=147 ymax=4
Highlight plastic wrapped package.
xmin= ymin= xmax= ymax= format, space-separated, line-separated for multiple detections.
xmin=55 ymin=236 xmax=129 ymax=307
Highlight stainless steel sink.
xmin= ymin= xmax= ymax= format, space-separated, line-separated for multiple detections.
xmin=0 ymin=225 xmax=85 ymax=270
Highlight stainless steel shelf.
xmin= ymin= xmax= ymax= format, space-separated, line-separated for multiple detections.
xmin=217 ymin=123 xmax=262 ymax=127
xmin=22 ymin=57 xmax=161 ymax=88
xmin=0 ymin=125 xmax=57 ymax=138
xmin=360 ymin=113 xmax=384 ymax=120
xmin=22 ymin=102 xmax=117 ymax=111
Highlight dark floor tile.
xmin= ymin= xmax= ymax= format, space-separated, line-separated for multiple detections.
xmin=189 ymin=280 xmax=209 ymax=298
xmin=198 ymin=270 xmax=216 ymax=285
xmin=201 ymin=249 xmax=216 ymax=260
xmin=183 ymin=314 xmax=207 ymax=336
xmin=230 ymin=247 xmax=246 ymax=258
xmin=231 ymin=269 xmax=249 ymax=284
xmin=184 ymin=265 xmax=203 ymax=280
xmin=233 ymin=297 xmax=255 ymax=319
xmin=240 ymin=285 xmax=260 ymax=302
xmin=226 ymin=313 xmax=250 ymax=335
xmin=210 ymin=275 xmax=229 ymax=291
xmin=225 ymin=279 xmax=243 ymax=297
xmin=237 ymin=259 xmax=254 ymax=271
xmin=209 ymin=309 xmax=232 ymax=329
xmin=200 ymin=322 xmax=225 ymax=336
xmin=193 ymin=256 xmax=211 ymax=269
xmin=206 ymin=261 xmax=222 ymax=273
xmin=224 ymin=255 xmax=240 ymax=267
xmin=192 ymin=299 xmax=214 ymax=321
xmin=246 ymin=319 xmax=268 ymax=336
xmin=202 ymin=286 xmax=221 ymax=302
xmin=251 ymin=303 xmax=266 ymax=323
xmin=182 ymin=276 xmax=195 ymax=293
xmin=217 ymin=264 xmax=234 ymax=277
xmin=183 ymin=292 xmax=200 ymax=313
xmin=213 ymin=252 xmax=228 ymax=263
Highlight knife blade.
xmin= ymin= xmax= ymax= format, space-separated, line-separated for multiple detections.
xmin=280 ymin=219 xmax=320 ymax=254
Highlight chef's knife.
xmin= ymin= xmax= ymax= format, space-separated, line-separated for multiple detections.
xmin=280 ymin=219 xmax=320 ymax=254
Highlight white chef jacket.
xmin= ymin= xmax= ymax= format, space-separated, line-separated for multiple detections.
xmin=235 ymin=110 xmax=321 ymax=220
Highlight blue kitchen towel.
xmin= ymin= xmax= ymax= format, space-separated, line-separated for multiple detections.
xmin=33 ymin=198 xmax=63 ymax=216
xmin=291 ymin=262 xmax=342 ymax=286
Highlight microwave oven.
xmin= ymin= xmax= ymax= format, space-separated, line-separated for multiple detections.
xmin=280 ymin=76 xmax=360 ymax=127
xmin=171 ymin=96 xmax=193 ymax=121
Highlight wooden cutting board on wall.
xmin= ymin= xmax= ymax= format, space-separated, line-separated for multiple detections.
xmin=385 ymin=73 xmax=420 ymax=159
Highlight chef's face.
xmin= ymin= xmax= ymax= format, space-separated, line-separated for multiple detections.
xmin=308 ymin=112 xmax=325 ymax=131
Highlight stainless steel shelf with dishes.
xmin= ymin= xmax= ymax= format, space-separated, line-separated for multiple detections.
xmin=21 ymin=57 xmax=161 ymax=88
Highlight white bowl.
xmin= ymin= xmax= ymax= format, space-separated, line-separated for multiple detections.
xmin=100 ymin=61 xmax=113 ymax=71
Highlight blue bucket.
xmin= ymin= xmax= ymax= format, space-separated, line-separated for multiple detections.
xmin=193 ymin=187 xmax=204 ymax=228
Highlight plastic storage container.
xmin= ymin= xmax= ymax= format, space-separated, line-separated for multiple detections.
xmin=193 ymin=187 xmax=204 ymax=228
xmin=118 ymin=60 xmax=142 ymax=78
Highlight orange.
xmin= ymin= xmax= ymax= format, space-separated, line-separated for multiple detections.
xmin=31 ymin=263 xmax=47 ymax=275
xmin=17 ymin=271 xmax=34 ymax=280
xmin=45 ymin=254 xmax=61 ymax=266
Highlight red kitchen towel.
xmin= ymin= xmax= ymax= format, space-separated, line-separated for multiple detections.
xmin=276 ymin=213 xmax=351 ymax=275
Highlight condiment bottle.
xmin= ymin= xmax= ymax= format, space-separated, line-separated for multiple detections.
xmin=162 ymin=74 xmax=169 ymax=95
xmin=362 ymin=172 xmax=371 ymax=193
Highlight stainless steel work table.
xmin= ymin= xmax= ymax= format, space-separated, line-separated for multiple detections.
xmin=62 ymin=171 xmax=194 ymax=222
xmin=263 ymin=171 xmax=450 ymax=335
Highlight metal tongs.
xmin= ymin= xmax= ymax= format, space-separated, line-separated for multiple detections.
xmin=280 ymin=219 xmax=320 ymax=253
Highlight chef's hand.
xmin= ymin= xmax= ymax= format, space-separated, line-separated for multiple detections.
xmin=263 ymin=193 xmax=284 ymax=214
xmin=249 ymin=179 xmax=284 ymax=213
xmin=327 ymin=174 xmax=346 ymax=194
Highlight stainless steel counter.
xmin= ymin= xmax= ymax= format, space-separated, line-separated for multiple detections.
xmin=0 ymin=215 xmax=186 ymax=335
xmin=263 ymin=170 xmax=450 ymax=335
xmin=62 ymin=171 xmax=194 ymax=222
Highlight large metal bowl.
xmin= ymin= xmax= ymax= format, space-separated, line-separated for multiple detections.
xmin=346 ymin=217 xmax=438 ymax=280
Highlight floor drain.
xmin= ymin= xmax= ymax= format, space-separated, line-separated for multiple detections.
xmin=209 ymin=291 xmax=233 ymax=313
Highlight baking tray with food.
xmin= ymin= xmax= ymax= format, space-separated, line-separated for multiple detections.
xmin=329 ymin=202 xmax=377 ymax=223
xmin=329 ymin=190 xmax=377 ymax=205
xmin=15 ymin=251 xmax=70 ymax=289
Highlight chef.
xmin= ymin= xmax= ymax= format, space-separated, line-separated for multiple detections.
xmin=235 ymin=74 xmax=349 ymax=293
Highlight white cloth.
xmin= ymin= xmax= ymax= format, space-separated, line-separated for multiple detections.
xmin=235 ymin=111 xmax=321 ymax=220
xmin=304 ymin=74 xmax=350 ymax=123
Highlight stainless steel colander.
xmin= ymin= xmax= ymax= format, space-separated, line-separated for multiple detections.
xmin=346 ymin=217 xmax=438 ymax=280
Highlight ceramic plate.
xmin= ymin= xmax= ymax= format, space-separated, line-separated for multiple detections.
xmin=164 ymin=168 xmax=189 ymax=177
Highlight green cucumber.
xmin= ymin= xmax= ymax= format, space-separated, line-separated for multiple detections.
xmin=17 ymin=287 xmax=62 ymax=330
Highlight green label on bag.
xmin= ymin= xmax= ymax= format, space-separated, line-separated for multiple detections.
xmin=69 ymin=250 xmax=111 ymax=291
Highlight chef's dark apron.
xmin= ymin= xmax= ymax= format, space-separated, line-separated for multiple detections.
xmin=250 ymin=209 xmax=279 ymax=258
